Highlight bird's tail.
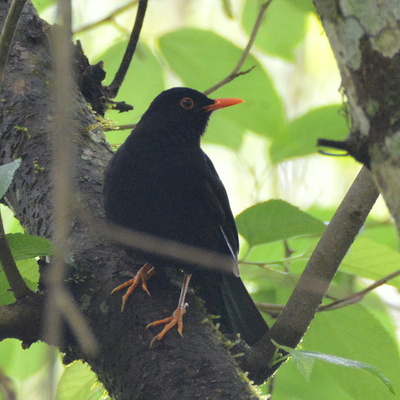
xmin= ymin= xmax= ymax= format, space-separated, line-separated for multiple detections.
xmin=192 ymin=272 xmax=268 ymax=346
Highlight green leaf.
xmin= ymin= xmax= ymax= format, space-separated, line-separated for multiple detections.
xmin=299 ymin=351 xmax=395 ymax=394
xmin=97 ymin=42 xmax=165 ymax=145
xmin=271 ymin=340 xmax=315 ymax=381
xmin=273 ymin=305 xmax=400 ymax=399
xmin=341 ymin=237 xmax=400 ymax=288
xmin=286 ymin=0 xmax=316 ymax=13
xmin=242 ymin=0 xmax=308 ymax=61
xmin=270 ymin=105 xmax=348 ymax=163
xmin=236 ymin=200 xmax=325 ymax=247
xmin=0 ymin=340 xmax=54 ymax=381
xmin=32 ymin=0 xmax=57 ymax=13
xmin=55 ymin=361 xmax=110 ymax=400
xmin=0 ymin=159 xmax=21 ymax=200
xmin=159 ymin=28 xmax=286 ymax=148
xmin=5 ymin=233 xmax=53 ymax=261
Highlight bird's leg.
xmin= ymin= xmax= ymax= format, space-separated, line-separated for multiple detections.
xmin=147 ymin=272 xmax=192 ymax=347
xmin=110 ymin=262 xmax=155 ymax=312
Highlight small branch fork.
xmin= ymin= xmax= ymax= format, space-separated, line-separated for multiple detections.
xmin=204 ymin=0 xmax=273 ymax=96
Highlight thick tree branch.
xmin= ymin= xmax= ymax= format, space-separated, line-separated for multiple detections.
xmin=241 ymin=167 xmax=379 ymax=382
xmin=0 ymin=293 xmax=44 ymax=344
xmin=0 ymin=2 xmax=265 ymax=398
xmin=314 ymin=0 xmax=400 ymax=234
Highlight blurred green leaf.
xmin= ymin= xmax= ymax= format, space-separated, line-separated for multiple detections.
xmin=270 ymin=105 xmax=348 ymax=163
xmin=299 ymin=351 xmax=394 ymax=394
xmin=242 ymin=0 xmax=308 ymax=61
xmin=286 ymin=0 xmax=316 ymax=13
xmin=97 ymin=42 xmax=165 ymax=145
xmin=56 ymin=361 xmax=110 ymax=400
xmin=6 ymin=233 xmax=53 ymax=261
xmin=272 ymin=305 xmax=400 ymax=399
xmin=32 ymin=0 xmax=57 ymax=13
xmin=159 ymin=28 xmax=286 ymax=148
xmin=0 ymin=340 xmax=52 ymax=381
xmin=236 ymin=200 xmax=325 ymax=247
xmin=0 ymin=159 xmax=21 ymax=200
xmin=341 ymin=237 xmax=400 ymax=288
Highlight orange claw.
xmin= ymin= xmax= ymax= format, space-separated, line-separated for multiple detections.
xmin=110 ymin=263 xmax=155 ymax=312
xmin=147 ymin=307 xmax=187 ymax=348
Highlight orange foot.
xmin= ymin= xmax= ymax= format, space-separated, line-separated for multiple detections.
xmin=111 ymin=263 xmax=155 ymax=312
xmin=146 ymin=306 xmax=187 ymax=348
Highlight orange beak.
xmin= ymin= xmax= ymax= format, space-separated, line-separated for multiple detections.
xmin=203 ymin=97 xmax=244 ymax=112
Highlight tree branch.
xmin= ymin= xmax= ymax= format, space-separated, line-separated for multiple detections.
xmin=106 ymin=0 xmax=148 ymax=98
xmin=0 ymin=0 xmax=27 ymax=90
xmin=0 ymin=209 xmax=33 ymax=299
xmin=242 ymin=167 xmax=379 ymax=383
xmin=320 ymin=269 xmax=400 ymax=311
xmin=0 ymin=293 xmax=45 ymax=344
xmin=256 ymin=268 xmax=400 ymax=315
xmin=204 ymin=0 xmax=272 ymax=95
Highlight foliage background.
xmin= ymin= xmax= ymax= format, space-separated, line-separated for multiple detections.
xmin=1 ymin=0 xmax=399 ymax=399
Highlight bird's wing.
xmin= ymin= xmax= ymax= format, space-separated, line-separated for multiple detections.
xmin=202 ymin=152 xmax=239 ymax=259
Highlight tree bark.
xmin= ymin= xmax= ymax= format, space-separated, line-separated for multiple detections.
xmin=314 ymin=0 xmax=400 ymax=231
xmin=0 ymin=2 xmax=262 ymax=399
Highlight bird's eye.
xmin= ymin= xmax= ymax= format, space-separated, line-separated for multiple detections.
xmin=180 ymin=97 xmax=194 ymax=110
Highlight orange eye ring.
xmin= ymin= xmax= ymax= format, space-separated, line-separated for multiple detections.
xmin=180 ymin=97 xmax=194 ymax=110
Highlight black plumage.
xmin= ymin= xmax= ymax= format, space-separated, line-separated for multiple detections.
xmin=104 ymin=87 xmax=268 ymax=346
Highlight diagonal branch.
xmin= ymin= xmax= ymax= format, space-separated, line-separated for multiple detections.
xmin=256 ymin=268 xmax=400 ymax=315
xmin=204 ymin=0 xmax=272 ymax=95
xmin=106 ymin=0 xmax=148 ymax=98
xmin=241 ymin=167 xmax=379 ymax=383
xmin=320 ymin=269 xmax=400 ymax=311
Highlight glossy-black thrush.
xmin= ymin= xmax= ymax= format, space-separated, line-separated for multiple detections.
xmin=104 ymin=87 xmax=268 ymax=346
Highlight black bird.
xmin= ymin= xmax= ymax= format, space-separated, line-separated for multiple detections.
xmin=104 ymin=87 xmax=268 ymax=346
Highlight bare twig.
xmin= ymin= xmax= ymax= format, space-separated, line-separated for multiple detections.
xmin=105 ymin=123 xmax=137 ymax=132
xmin=203 ymin=0 xmax=272 ymax=95
xmin=73 ymin=1 xmax=138 ymax=35
xmin=0 ymin=209 xmax=33 ymax=299
xmin=0 ymin=0 xmax=28 ymax=91
xmin=106 ymin=0 xmax=148 ymax=98
xmin=256 ymin=268 xmax=400 ymax=315
xmin=320 ymin=269 xmax=400 ymax=311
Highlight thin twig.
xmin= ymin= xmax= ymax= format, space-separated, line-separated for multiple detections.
xmin=0 ymin=0 xmax=28 ymax=91
xmin=320 ymin=269 xmax=400 ymax=311
xmin=105 ymin=123 xmax=137 ymax=132
xmin=203 ymin=0 xmax=272 ymax=95
xmin=106 ymin=0 xmax=148 ymax=98
xmin=256 ymin=267 xmax=400 ymax=316
xmin=0 ymin=209 xmax=33 ymax=299
xmin=73 ymin=1 xmax=138 ymax=35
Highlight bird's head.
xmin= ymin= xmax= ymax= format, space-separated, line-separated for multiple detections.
xmin=137 ymin=87 xmax=244 ymax=144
